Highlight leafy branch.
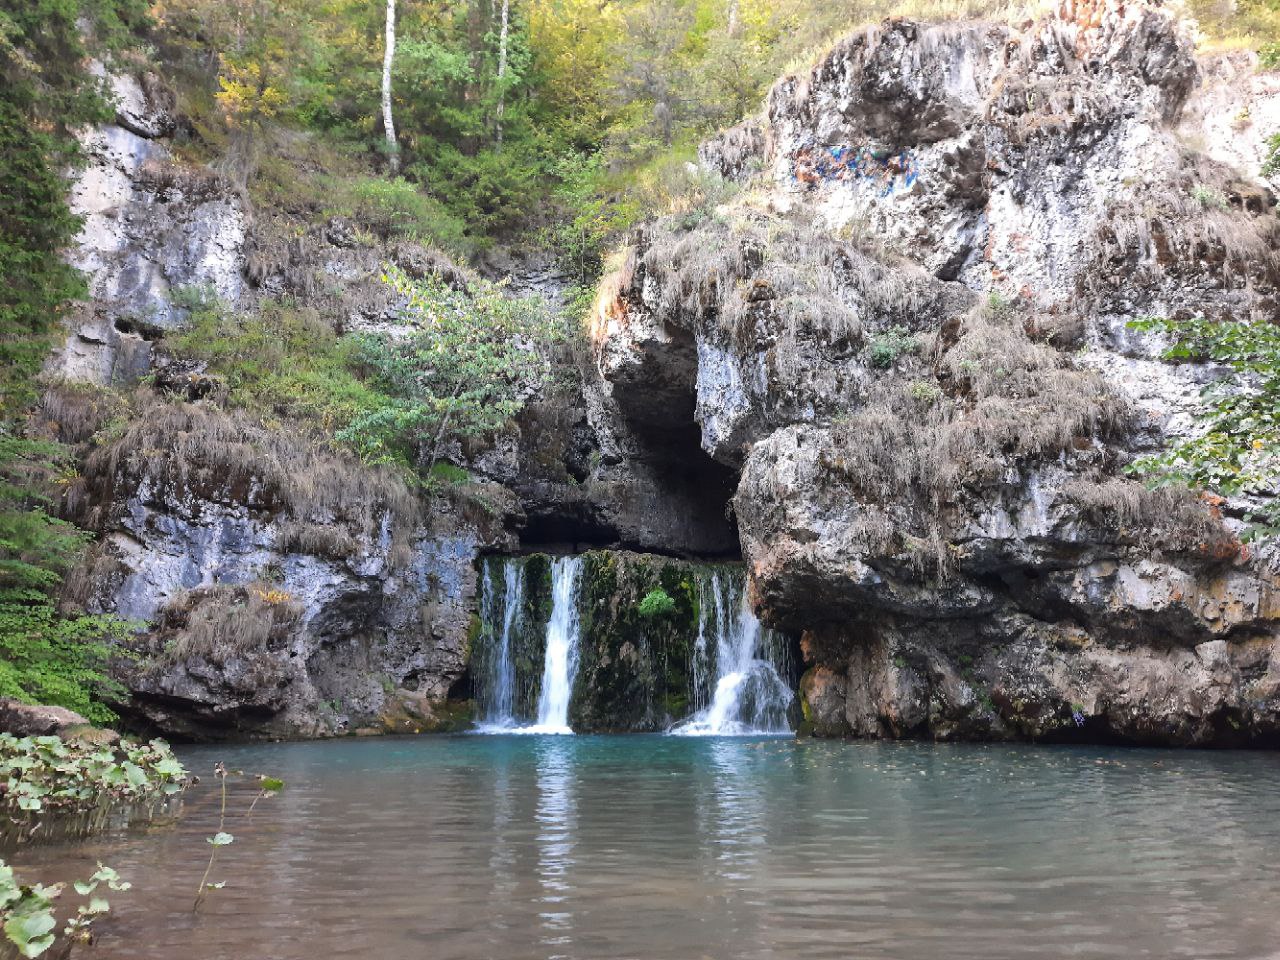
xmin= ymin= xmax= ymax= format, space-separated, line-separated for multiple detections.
xmin=1127 ymin=314 xmax=1280 ymax=537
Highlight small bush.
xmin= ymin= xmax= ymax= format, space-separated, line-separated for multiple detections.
xmin=869 ymin=326 xmax=919 ymax=368
xmin=429 ymin=462 xmax=470 ymax=485
xmin=1264 ymin=131 xmax=1280 ymax=177
xmin=343 ymin=177 xmax=471 ymax=255
xmin=908 ymin=380 xmax=941 ymax=404
xmin=1191 ymin=184 xmax=1227 ymax=209
xmin=637 ymin=587 xmax=676 ymax=619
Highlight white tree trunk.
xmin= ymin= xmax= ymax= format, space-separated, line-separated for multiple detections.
xmin=495 ymin=0 xmax=510 ymax=151
xmin=382 ymin=0 xmax=400 ymax=174
xmin=727 ymin=0 xmax=739 ymax=37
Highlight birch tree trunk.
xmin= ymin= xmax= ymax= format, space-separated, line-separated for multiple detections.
xmin=382 ymin=0 xmax=400 ymax=173
xmin=495 ymin=0 xmax=510 ymax=151
xmin=727 ymin=0 xmax=739 ymax=37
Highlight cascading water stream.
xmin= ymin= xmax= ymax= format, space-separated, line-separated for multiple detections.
xmin=475 ymin=560 xmax=526 ymax=729
xmin=517 ymin=556 xmax=583 ymax=735
xmin=672 ymin=580 xmax=793 ymax=736
xmin=474 ymin=554 xmax=789 ymax=736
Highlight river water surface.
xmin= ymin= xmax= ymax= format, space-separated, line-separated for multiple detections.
xmin=15 ymin=736 xmax=1280 ymax=960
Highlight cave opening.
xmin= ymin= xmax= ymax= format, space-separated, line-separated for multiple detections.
xmin=517 ymin=370 xmax=742 ymax=561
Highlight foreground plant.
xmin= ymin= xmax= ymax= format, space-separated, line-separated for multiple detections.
xmin=0 ymin=734 xmax=187 ymax=843
xmin=193 ymin=763 xmax=284 ymax=913
xmin=0 ymin=859 xmax=129 ymax=958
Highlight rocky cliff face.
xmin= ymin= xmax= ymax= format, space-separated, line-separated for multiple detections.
xmin=39 ymin=74 xmax=510 ymax=739
xmin=41 ymin=62 xmax=739 ymax=739
xmin=595 ymin=0 xmax=1280 ymax=745
xmin=42 ymin=0 xmax=1280 ymax=745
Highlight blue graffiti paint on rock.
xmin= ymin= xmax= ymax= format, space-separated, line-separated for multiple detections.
xmin=792 ymin=142 xmax=919 ymax=196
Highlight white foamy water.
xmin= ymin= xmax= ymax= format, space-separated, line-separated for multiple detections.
xmin=670 ymin=578 xmax=793 ymax=736
xmin=514 ymin=556 xmax=583 ymax=735
xmin=476 ymin=559 xmax=526 ymax=729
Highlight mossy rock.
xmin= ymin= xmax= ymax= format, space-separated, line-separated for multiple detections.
xmin=570 ymin=551 xmax=725 ymax=732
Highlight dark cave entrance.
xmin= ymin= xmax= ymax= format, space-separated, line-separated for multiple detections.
xmin=515 ymin=321 xmax=743 ymax=560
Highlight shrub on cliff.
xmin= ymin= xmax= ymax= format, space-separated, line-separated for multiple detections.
xmin=338 ymin=266 xmax=570 ymax=470
xmin=1129 ymin=313 xmax=1280 ymax=538
xmin=637 ymin=587 xmax=676 ymax=619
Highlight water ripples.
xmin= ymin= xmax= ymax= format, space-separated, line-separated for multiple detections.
xmin=11 ymin=736 xmax=1280 ymax=960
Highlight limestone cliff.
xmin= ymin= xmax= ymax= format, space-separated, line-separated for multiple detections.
xmin=594 ymin=0 xmax=1280 ymax=745
xmin=40 ymin=64 xmax=737 ymax=739
xmin=39 ymin=0 xmax=1280 ymax=745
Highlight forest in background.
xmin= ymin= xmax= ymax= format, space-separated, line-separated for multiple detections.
xmin=147 ymin=0 xmax=1280 ymax=264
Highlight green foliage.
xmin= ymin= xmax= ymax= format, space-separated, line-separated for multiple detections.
xmin=0 ymin=436 xmax=87 ymax=595
xmin=0 ymin=732 xmax=186 ymax=841
xmin=0 ymin=0 xmax=149 ymax=414
xmin=0 ymin=105 xmax=88 ymax=420
xmin=330 ymin=176 xmax=472 ymax=255
xmin=1191 ymin=184 xmax=1227 ymax=209
xmin=429 ymin=462 xmax=472 ymax=485
xmin=338 ymin=266 xmax=567 ymax=467
xmin=868 ymin=326 xmax=919 ymax=369
xmin=0 ymin=858 xmax=129 ymax=957
xmin=0 ymin=0 xmax=145 ymax=726
xmin=908 ymin=380 xmax=942 ymax=404
xmin=1263 ymin=131 xmax=1280 ymax=177
xmin=168 ymin=274 xmax=567 ymax=478
xmin=167 ymin=290 xmax=408 ymax=460
xmin=0 ymin=602 xmax=130 ymax=725
xmin=1128 ymin=314 xmax=1280 ymax=537
xmin=0 ymin=0 xmax=146 ymax=127
xmin=637 ymin=587 xmax=677 ymax=619
xmin=1186 ymin=0 xmax=1280 ymax=56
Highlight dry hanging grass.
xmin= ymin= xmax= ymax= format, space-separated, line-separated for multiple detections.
xmin=79 ymin=396 xmax=420 ymax=565
xmin=823 ymin=295 xmax=1138 ymax=573
xmin=149 ymin=582 xmax=302 ymax=666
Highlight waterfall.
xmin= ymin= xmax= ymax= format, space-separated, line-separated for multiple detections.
xmin=473 ymin=553 xmax=790 ymax=736
xmin=518 ymin=556 xmax=583 ymax=735
xmin=475 ymin=559 xmax=525 ymax=729
xmin=689 ymin=573 xmax=728 ymax=716
xmin=672 ymin=578 xmax=793 ymax=736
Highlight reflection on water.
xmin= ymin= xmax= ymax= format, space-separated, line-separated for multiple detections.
xmin=535 ymin=738 xmax=576 ymax=956
xmin=12 ymin=736 xmax=1280 ymax=960
xmin=707 ymin=739 xmax=763 ymax=883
